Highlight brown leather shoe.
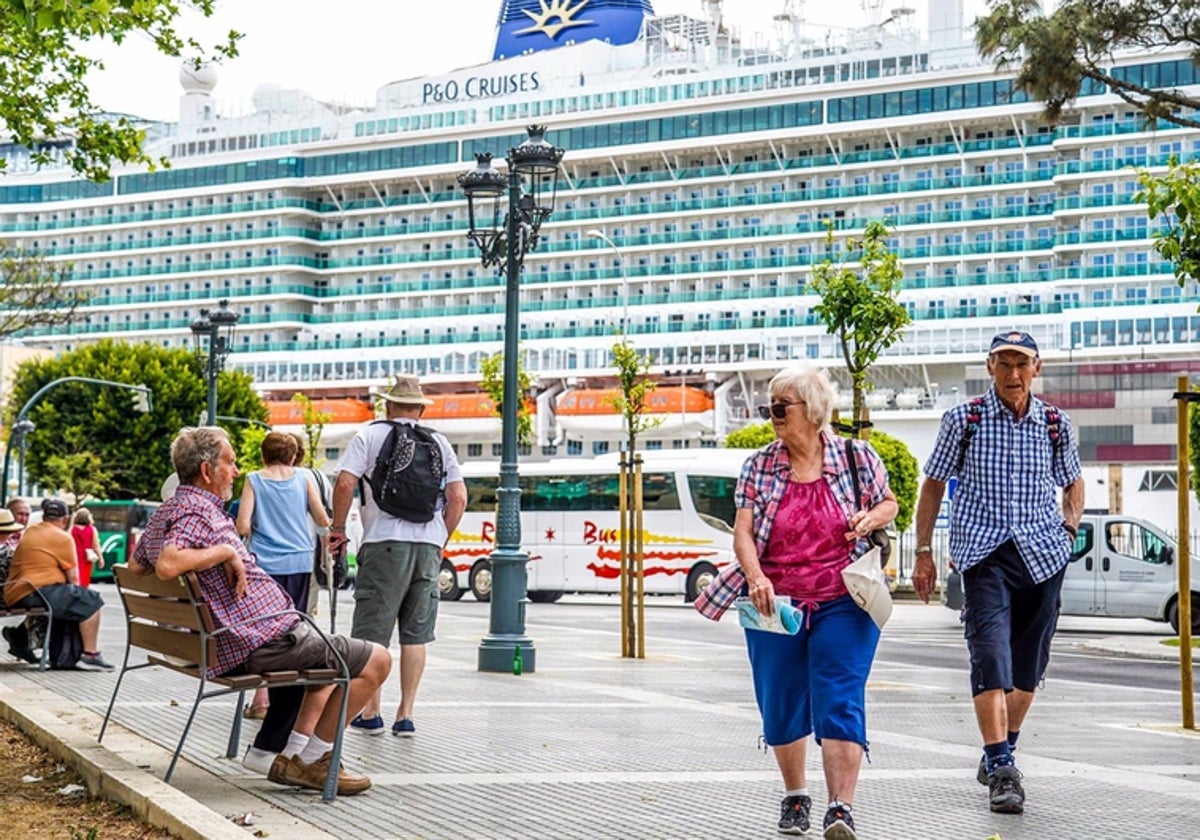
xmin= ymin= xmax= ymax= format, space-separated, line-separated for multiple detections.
xmin=266 ymin=754 xmax=291 ymax=785
xmin=280 ymin=751 xmax=371 ymax=796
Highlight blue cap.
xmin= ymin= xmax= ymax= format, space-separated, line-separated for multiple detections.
xmin=41 ymin=499 xmax=69 ymax=519
xmin=989 ymin=331 xmax=1039 ymax=358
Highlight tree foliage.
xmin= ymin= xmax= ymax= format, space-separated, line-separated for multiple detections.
xmin=608 ymin=339 xmax=661 ymax=454
xmin=43 ymin=435 xmax=114 ymax=507
xmin=4 ymin=340 xmax=265 ymax=500
xmin=724 ymin=421 xmax=919 ymax=530
xmin=291 ymin=392 xmax=331 ymax=469
xmin=809 ymin=220 xmax=910 ymax=432
xmin=976 ymin=0 xmax=1200 ymax=129
xmin=0 ymin=1 xmax=240 ymax=180
xmin=480 ymin=350 xmax=533 ymax=447
xmin=1137 ymin=157 xmax=1200 ymax=288
xmin=0 ymin=249 xmax=88 ymax=337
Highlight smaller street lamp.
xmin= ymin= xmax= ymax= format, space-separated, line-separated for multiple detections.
xmin=190 ymin=299 xmax=240 ymax=426
xmin=586 ymin=229 xmax=630 ymax=333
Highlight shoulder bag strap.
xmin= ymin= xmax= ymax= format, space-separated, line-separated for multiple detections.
xmin=844 ymin=437 xmax=863 ymax=508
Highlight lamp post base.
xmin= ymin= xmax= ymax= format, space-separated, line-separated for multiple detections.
xmin=478 ymin=636 xmax=537 ymax=673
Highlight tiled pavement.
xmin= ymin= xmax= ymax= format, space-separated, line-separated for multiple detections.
xmin=1 ymin=591 xmax=1198 ymax=839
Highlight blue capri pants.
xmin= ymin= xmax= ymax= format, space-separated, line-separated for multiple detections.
xmin=745 ymin=594 xmax=881 ymax=748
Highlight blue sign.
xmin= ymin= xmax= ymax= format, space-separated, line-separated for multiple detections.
xmin=947 ymin=476 xmax=958 ymax=501
xmin=492 ymin=0 xmax=652 ymax=61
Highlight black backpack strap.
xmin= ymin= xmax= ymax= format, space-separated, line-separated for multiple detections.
xmin=844 ymin=437 xmax=863 ymax=508
xmin=955 ymin=397 xmax=985 ymax=474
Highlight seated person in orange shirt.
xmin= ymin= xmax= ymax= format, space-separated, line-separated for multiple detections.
xmin=3 ymin=499 xmax=114 ymax=670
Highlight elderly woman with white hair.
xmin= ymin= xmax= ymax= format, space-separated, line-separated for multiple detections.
xmin=733 ymin=365 xmax=896 ymax=839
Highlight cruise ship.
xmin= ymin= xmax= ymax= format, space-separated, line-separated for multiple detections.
xmin=2 ymin=0 xmax=1199 ymax=507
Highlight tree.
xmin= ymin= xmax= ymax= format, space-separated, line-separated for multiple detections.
xmin=479 ymin=350 xmax=533 ymax=447
xmin=0 ymin=249 xmax=88 ymax=336
xmin=608 ymin=340 xmax=660 ymax=456
xmin=1137 ymin=157 xmax=1200 ymax=288
xmin=0 ymin=2 xmax=240 ymax=180
xmin=4 ymin=340 xmax=265 ymax=499
xmin=976 ymin=0 xmax=1200 ymax=129
xmin=42 ymin=434 xmax=115 ymax=508
xmin=809 ymin=220 xmax=910 ymax=435
xmin=724 ymin=421 xmax=919 ymax=530
xmin=291 ymin=392 xmax=332 ymax=468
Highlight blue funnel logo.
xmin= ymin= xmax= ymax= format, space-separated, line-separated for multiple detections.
xmin=493 ymin=0 xmax=652 ymax=60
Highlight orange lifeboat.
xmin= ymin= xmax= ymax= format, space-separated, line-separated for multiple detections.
xmin=556 ymin=386 xmax=714 ymax=436
xmin=420 ymin=393 xmax=533 ymax=440
xmin=266 ymin=398 xmax=374 ymax=426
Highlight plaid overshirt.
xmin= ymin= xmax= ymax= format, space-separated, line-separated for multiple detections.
xmin=694 ymin=431 xmax=891 ymax=620
xmin=132 ymin=484 xmax=298 ymax=677
xmin=924 ymin=387 xmax=1082 ymax=582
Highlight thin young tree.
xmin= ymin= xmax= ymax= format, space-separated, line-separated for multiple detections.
xmin=480 ymin=350 xmax=533 ymax=447
xmin=809 ymin=220 xmax=911 ymax=438
xmin=0 ymin=249 xmax=88 ymax=336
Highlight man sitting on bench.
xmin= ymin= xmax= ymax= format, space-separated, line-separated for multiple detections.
xmin=131 ymin=426 xmax=391 ymax=796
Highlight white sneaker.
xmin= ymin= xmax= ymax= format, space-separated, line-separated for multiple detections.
xmin=242 ymin=746 xmax=277 ymax=775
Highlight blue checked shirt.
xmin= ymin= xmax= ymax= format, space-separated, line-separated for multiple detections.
xmin=924 ymin=387 xmax=1082 ymax=583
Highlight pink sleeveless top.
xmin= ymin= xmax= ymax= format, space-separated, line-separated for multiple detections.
xmin=760 ymin=477 xmax=851 ymax=603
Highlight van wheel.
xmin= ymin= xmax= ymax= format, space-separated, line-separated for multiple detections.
xmin=438 ymin=561 xmax=463 ymax=601
xmin=528 ymin=590 xmax=563 ymax=604
xmin=470 ymin=561 xmax=492 ymax=602
xmin=685 ymin=562 xmax=718 ymax=603
xmin=1167 ymin=593 xmax=1200 ymax=635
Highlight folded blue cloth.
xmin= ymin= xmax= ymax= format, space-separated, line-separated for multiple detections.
xmin=734 ymin=597 xmax=803 ymax=635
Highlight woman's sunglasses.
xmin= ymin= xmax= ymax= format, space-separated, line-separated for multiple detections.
xmin=756 ymin=401 xmax=797 ymax=421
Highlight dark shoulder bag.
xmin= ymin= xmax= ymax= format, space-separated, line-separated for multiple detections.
xmin=844 ymin=438 xmax=891 ymax=568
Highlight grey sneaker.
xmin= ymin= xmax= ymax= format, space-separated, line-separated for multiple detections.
xmin=988 ymin=764 xmax=1025 ymax=814
xmin=777 ymin=794 xmax=811 ymax=835
xmin=78 ymin=652 xmax=115 ymax=670
xmin=822 ymin=803 xmax=857 ymax=840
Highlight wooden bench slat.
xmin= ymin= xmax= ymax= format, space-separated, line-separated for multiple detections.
xmin=263 ymin=670 xmax=301 ymax=684
xmin=120 ymin=594 xmax=201 ymax=630
xmin=129 ymin=621 xmax=215 ymax=665
xmin=299 ymin=669 xmax=339 ymax=681
xmin=115 ymin=565 xmax=190 ymax=599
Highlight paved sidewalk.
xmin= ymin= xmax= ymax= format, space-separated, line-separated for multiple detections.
xmin=2 ymin=592 xmax=1199 ymax=839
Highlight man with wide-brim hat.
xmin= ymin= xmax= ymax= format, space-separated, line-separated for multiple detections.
xmin=330 ymin=375 xmax=466 ymax=738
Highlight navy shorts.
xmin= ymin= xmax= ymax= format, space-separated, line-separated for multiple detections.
xmin=962 ymin=540 xmax=1065 ymax=697
xmin=17 ymin=583 xmax=103 ymax=621
xmin=744 ymin=594 xmax=880 ymax=748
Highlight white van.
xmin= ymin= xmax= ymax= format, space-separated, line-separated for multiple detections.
xmin=943 ymin=514 xmax=1199 ymax=634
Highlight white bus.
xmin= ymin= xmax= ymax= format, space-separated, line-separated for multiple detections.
xmin=439 ymin=450 xmax=749 ymax=603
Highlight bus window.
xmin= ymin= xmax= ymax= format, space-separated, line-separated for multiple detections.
xmin=687 ymin=474 xmax=738 ymax=532
xmin=640 ymin=472 xmax=680 ymax=510
xmin=465 ymin=476 xmax=498 ymax=512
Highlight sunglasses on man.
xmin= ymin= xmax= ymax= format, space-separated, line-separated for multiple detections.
xmin=756 ymin=401 xmax=798 ymax=421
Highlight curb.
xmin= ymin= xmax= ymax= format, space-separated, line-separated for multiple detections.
xmin=0 ymin=682 xmax=250 ymax=840
xmin=1079 ymin=639 xmax=1200 ymax=662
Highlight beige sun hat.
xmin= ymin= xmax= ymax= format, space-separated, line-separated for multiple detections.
xmin=0 ymin=509 xmax=24 ymax=533
xmin=377 ymin=374 xmax=434 ymax=406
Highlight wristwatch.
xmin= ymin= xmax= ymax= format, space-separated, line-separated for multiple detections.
xmin=1063 ymin=522 xmax=1077 ymax=539
xmin=915 ymin=545 xmax=933 ymax=555
xmin=330 ymin=525 xmax=346 ymax=533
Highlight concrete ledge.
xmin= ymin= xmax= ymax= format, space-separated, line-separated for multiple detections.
xmin=0 ymin=683 xmax=249 ymax=840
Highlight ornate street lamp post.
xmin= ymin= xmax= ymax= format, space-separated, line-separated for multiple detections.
xmin=190 ymin=300 xmax=240 ymax=426
xmin=458 ymin=125 xmax=564 ymax=673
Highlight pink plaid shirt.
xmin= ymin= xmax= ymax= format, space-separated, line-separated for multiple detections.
xmin=132 ymin=484 xmax=298 ymax=677
xmin=694 ymin=431 xmax=891 ymax=620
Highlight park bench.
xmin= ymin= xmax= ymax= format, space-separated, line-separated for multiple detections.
xmin=0 ymin=579 xmax=55 ymax=671
xmin=99 ymin=564 xmax=352 ymax=802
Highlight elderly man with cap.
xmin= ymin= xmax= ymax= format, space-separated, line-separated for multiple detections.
xmin=912 ymin=331 xmax=1085 ymax=816
xmin=331 ymin=375 xmax=466 ymax=738
xmin=5 ymin=499 xmax=114 ymax=669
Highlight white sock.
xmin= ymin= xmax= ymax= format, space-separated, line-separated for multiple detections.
xmin=242 ymin=746 xmax=275 ymax=773
xmin=283 ymin=731 xmax=309 ymax=759
xmin=297 ymin=734 xmax=333 ymax=765
xmin=785 ymin=788 xmax=809 ymax=798
xmin=828 ymin=799 xmax=853 ymax=812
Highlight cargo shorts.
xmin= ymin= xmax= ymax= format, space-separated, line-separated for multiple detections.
xmin=350 ymin=541 xmax=440 ymax=647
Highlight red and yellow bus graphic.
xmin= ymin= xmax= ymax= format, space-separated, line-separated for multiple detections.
xmin=445 ymin=519 xmax=715 ymax=579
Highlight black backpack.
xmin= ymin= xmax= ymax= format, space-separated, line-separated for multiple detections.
xmin=363 ymin=421 xmax=446 ymax=523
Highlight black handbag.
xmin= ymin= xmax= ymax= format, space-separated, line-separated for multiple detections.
xmin=844 ymin=438 xmax=891 ymax=567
